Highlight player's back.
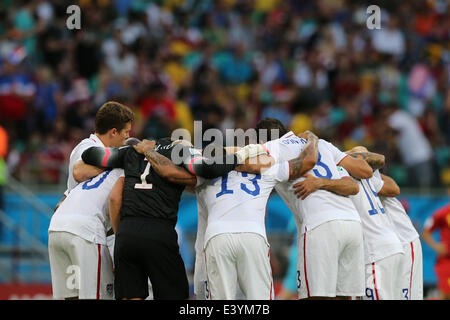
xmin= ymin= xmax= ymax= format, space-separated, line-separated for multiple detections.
xmin=380 ymin=196 xmax=419 ymax=245
xmin=50 ymin=168 xmax=124 ymax=245
xmin=67 ymin=134 xmax=105 ymax=194
xmin=198 ymin=162 xmax=289 ymax=249
xmin=267 ymin=137 xmax=360 ymax=234
xmin=339 ymin=168 xmax=403 ymax=264
xmin=119 ymin=139 xmax=186 ymax=225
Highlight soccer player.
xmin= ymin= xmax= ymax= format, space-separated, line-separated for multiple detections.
xmin=346 ymin=146 xmax=423 ymax=300
xmin=422 ymin=203 xmax=450 ymax=300
xmin=81 ymin=138 xmax=266 ymax=299
xmin=335 ymin=166 xmax=405 ymax=300
xmin=48 ymin=101 xmax=134 ymax=300
xmin=256 ymin=118 xmax=373 ymax=300
xmin=380 ymin=181 xmax=423 ymax=300
xmin=48 ymin=167 xmax=124 ymax=300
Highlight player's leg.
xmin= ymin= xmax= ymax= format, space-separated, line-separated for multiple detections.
xmin=410 ymin=238 xmax=423 ymax=300
xmin=69 ymin=235 xmax=114 ymax=300
xmin=204 ymin=233 xmax=238 ymax=300
xmin=48 ymin=232 xmax=78 ymax=299
xmin=363 ymin=253 xmax=402 ymax=300
xmin=236 ymin=233 xmax=273 ymax=300
xmin=336 ymin=220 xmax=365 ymax=300
xmin=194 ymin=252 xmax=208 ymax=300
xmin=113 ymin=219 xmax=150 ymax=300
xmin=145 ymin=239 xmax=190 ymax=300
xmin=396 ymin=242 xmax=412 ymax=300
xmin=297 ymin=222 xmax=339 ymax=299
xmin=137 ymin=218 xmax=189 ymax=300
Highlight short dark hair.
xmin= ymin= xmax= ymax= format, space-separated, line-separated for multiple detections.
xmin=255 ymin=118 xmax=288 ymax=143
xmin=95 ymin=101 xmax=134 ymax=134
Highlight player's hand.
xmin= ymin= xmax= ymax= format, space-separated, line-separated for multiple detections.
xmin=297 ymin=130 xmax=318 ymax=141
xmin=293 ymin=174 xmax=322 ymax=200
xmin=235 ymin=144 xmax=268 ymax=164
xmin=134 ymin=139 xmax=156 ymax=155
xmin=346 ymin=145 xmax=368 ymax=154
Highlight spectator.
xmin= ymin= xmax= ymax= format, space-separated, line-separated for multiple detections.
xmin=423 ymin=203 xmax=450 ymax=300
xmin=383 ymin=103 xmax=435 ymax=189
xmin=0 ymin=0 xmax=446 ymax=188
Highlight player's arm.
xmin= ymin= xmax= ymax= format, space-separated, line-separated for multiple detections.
xmin=235 ymin=131 xmax=318 ymax=176
xmin=109 ymin=177 xmax=124 ymax=234
xmin=338 ymin=153 xmax=373 ymax=179
xmin=378 ymin=173 xmax=400 ymax=197
xmin=422 ymin=228 xmax=447 ymax=257
xmin=135 ymin=140 xmax=197 ymax=186
xmin=287 ymin=131 xmax=319 ymax=180
xmin=186 ymin=143 xmax=267 ymax=178
xmin=345 ymin=149 xmax=385 ymax=171
xmin=293 ymin=174 xmax=359 ymax=200
xmin=73 ymin=160 xmax=105 ymax=183
xmin=422 ymin=208 xmax=449 ymax=257
xmin=81 ymin=145 xmax=129 ymax=169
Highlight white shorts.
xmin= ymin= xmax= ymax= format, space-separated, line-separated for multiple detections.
xmin=204 ymin=233 xmax=274 ymax=300
xmin=297 ymin=220 xmax=365 ymax=299
xmin=194 ymin=252 xmax=208 ymax=300
xmin=363 ymin=252 xmax=403 ymax=300
xmin=397 ymin=238 xmax=423 ymax=300
xmin=106 ymin=234 xmax=115 ymax=266
xmin=48 ymin=231 xmax=114 ymax=300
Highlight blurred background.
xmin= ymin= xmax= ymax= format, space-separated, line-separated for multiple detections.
xmin=0 ymin=0 xmax=448 ymax=299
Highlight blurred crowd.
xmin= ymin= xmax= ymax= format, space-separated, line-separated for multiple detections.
xmin=0 ymin=0 xmax=449 ymax=189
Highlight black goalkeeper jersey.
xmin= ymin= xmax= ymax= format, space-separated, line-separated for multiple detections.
xmin=119 ymin=139 xmax=186 ymax=225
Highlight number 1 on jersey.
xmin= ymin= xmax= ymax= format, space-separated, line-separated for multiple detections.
xmin=134 ymin=162 xmax=153 ymax=189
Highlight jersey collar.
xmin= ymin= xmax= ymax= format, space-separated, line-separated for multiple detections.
xmin=89 ymin=133 xmax=106 ymax=147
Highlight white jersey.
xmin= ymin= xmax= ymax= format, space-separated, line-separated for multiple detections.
xmin=197 ymin=162 xmax=290 ymax=249
xmin=338 ymin=168 xmax=404 ymax=264
xmin=380 ymin=195 xmax=419 ymax=245
xmin=65 ymin=134 xmax=105 ymax=196
xmin=264 ymin=132 xmax=360 ymax=235
xmin=49 ymin=168 xmax=124 ymax=245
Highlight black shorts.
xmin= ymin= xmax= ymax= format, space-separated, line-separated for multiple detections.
xmin=114 ymin=217 xmax=189 ymax=300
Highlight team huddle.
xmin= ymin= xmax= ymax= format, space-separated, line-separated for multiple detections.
xmin=47 ymin=102 xmax=423 ymax=300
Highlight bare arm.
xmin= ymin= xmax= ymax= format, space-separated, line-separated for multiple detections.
xmin=109 ymin=177 xmax=124 ymax=234
xmin=338 ymin=155 xmax=373 ymax=179
xmin=73 ymin=160 xmax=105 ymax=182
xmin=293 ymin=174 xmax=359 ymax=200
xmin=224 ymin=146 xmax=242 ymax=154
xmin=143 ymin=148 xmax=198 ymax=186
xmin=287 ymin=132 xmax=319 ymax=180
xmin=235 ymin=131 xmax=319 ymax=177
xmin=422 ymin=228 xmax=447 ymax=257
xmin=346 ymin=151 xmax=385 ymax=171
xmin=235 ymin=154 xmax=275 ymax=174
xmin=378 ymin=174 xmax=400 ymax=197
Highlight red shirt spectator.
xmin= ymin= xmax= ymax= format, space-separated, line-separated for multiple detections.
xmin=424 ymin=204 xmax=450 ymax=261
xmin=140 ymin=82 xmax=176 ymax=121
